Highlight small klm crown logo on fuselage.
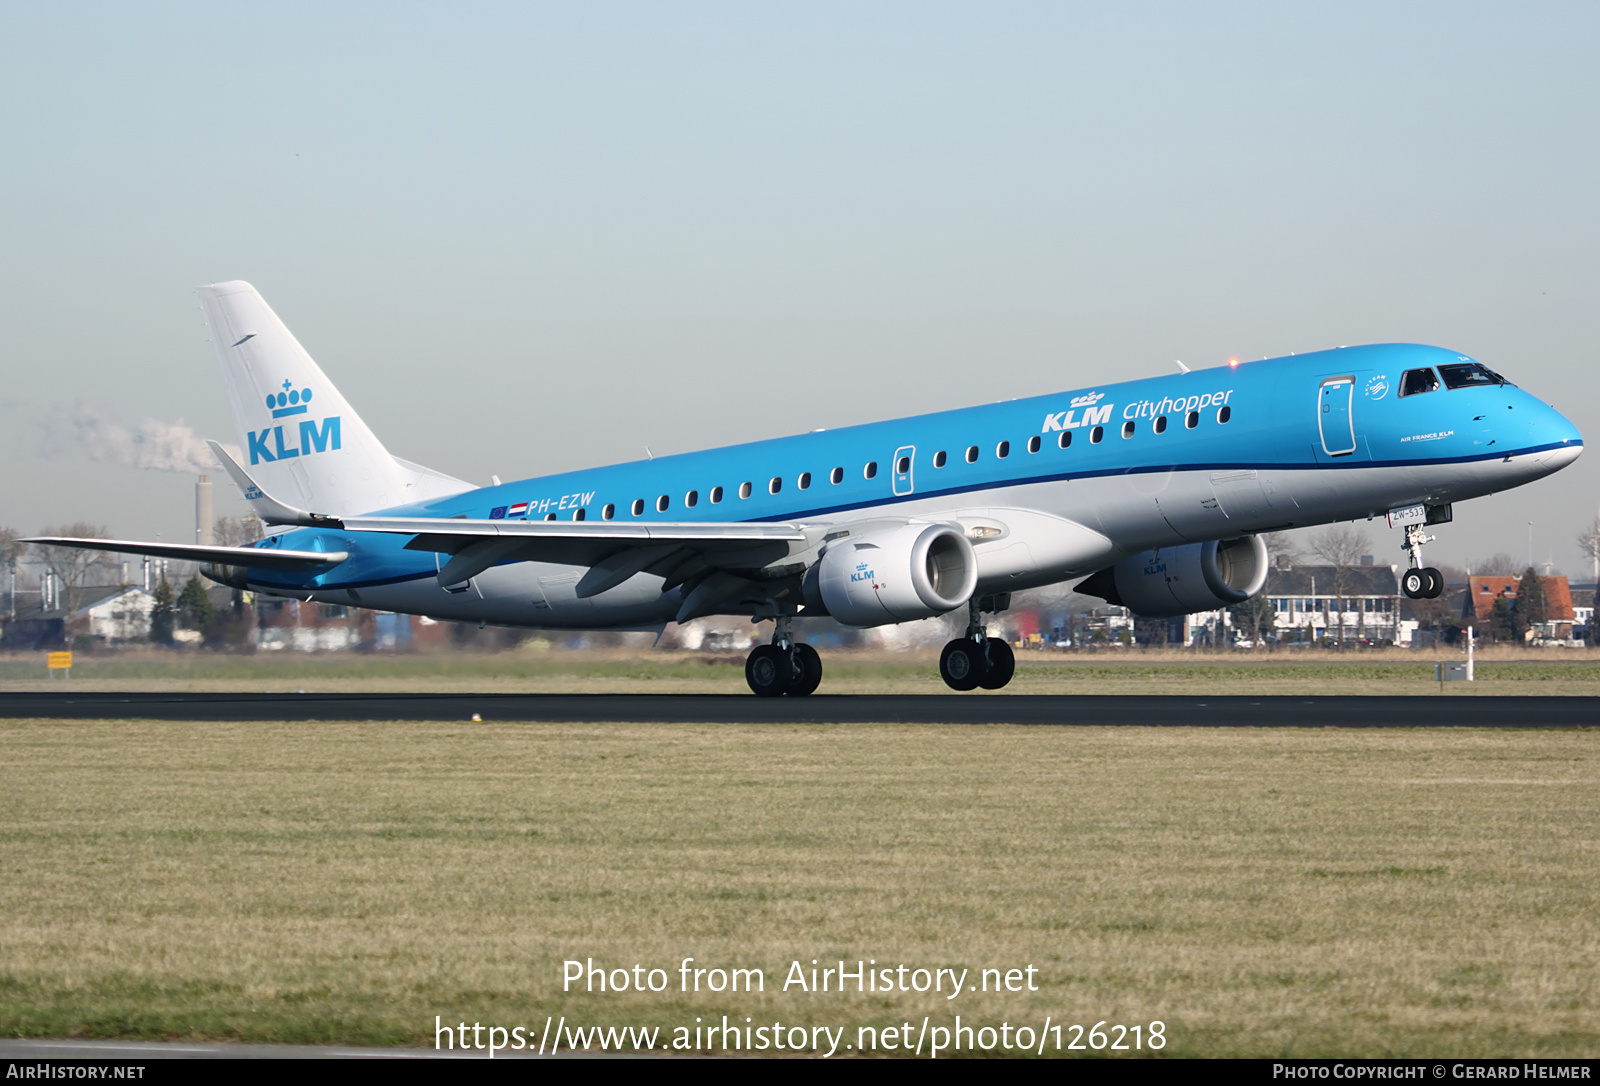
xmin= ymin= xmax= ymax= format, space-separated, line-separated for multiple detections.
xmin=267 ymin=380 xmax=314 ymax=419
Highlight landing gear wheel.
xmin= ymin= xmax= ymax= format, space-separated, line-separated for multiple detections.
xmin=939 ymin=638 xmax=985 ymax=691
xmin=1422 ymin=567 xmax=1444 ymax=599
xmin=1401 ymin=568 xmax=1429 ymax=599
xmin=977 ymin=638 xmax=1015 ymax=690
xmin=787 ymin=643 xmax=823 ymax=697
xmin=745 ymin=644 xmax=792 ymax=697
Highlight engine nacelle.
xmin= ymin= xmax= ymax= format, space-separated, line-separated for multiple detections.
xmin=806 ymin=523 xmax=978 ymax=628
xmin=1076 ymin=536 xmax=1269 ymax=618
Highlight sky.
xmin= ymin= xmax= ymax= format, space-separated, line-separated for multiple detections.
xmin=2 ymin=2 xmax=1596 ymax=574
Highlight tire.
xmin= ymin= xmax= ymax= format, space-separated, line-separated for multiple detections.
xmin=1422 ymin=567 xmax=1444 ymax=599
xmin=745 ymin=644 xmax=792 ymax=697
xmin=1401 ymin=568 xmax=1427 ymax=599
xmin=939 ymin=638 xmax=984 ymax=691
xmin=977 ymin=638 xmax=1015 ymax=690
xmin=787 ymin=643 xmax=823 ymax=697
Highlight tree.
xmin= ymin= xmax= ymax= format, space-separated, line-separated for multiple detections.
xmin=0 ymin=527 xmax=20 ymax=620
xmin=1309 ymin=525 xmax=1371 ymax=645
xmin=1473 ymin=552 xmax=1520 ymax=576
xmin=1578 ymin=515 xmax=1600 ymax=587
xmin=149 ymin=580 xmax=175 ymax=645
xmin=34 ymin=523 xmax=115 ymax=619
xmin=1227 ymin=592 xmax=1275 ymax=648
xmin=1515 ymin=567 xmax=1547 ymax=640
xmin=1488 ymin=593 xmax=1520 ymax=642
xmin=177 ymin=575 xmax=214 ymax=635
xmin=213 ymin=515 xmax=264 ymax=547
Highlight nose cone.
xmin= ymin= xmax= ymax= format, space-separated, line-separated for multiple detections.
xmin=1524 ymin=399 xmax=1582 ymax=476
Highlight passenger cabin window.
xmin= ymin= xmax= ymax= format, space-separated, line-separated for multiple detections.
xmin=965 ymin=446 xmax=979 ymax=463
xmin=1027 ymin=435 xmax=1041 ymax=453
xmin=656 ymin=495 xmax=669 ymax=512
xmin=1121 ymin=421 xmax=1135 ymax=439
xmin=602 ymin=503 xmax=615 ymax=520
xmin=574 ymin=508 xmax=586 ymax=520
xmin=1090 ymin=425 xmax=1104 ymax=444
xmin=864 ymin=461 xmax=878 ymax=480
xmin=769 ymin=477 xmax=782 ymax=494
xmin=829 ymin=467 xmax=843 ymax=485
xmin=1217 ymin=405 xmax=1231 ymax=424
xmin=933 ymin=450 xmax=947 ymax=468
xmin=545 ymin=512 xmax=557 ymax=521
xmin=1185 ymin=411 xmax=1199 ymax=429
xmin=1153 ymin=415 xmax=1168 ymax=434
xmin=685 ymin=490 xmax=698 ymax=508
xmin=630 ymin=499 xmax=644 ymax=516
xmin=798 ymin=472 xmax=811 ymax=489
xmin=1058 ymin=431 xmax=1072 ymax=449
xmin=996 ymin=440 xmax=1010 ymax=458
xmin=739 ymin=481 xmax=752 ymax=499
xmin=896 ymin=456 xmax=910 ymax=474
xmin=711 ymin=486 xmax=724 ymax=504
xmin=1399 ymin=368 xmax=1440 ymax=397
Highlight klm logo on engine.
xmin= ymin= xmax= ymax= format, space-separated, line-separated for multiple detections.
xmin=248 ymin=381 xmax=342 ymax=465
xmin=850 ymin=561 xmax=877 ymax=583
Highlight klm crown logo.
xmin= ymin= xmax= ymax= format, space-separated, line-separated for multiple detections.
xmin=267 ymin=381 xmax=314 ymax=418
xmin=249 ymin=378 xmax=342 ymax=465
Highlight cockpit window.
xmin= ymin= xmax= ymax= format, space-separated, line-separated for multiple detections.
xmin=1399 ymin=368 xmax=1440 ymax=397
xmin=1438 ymin=362 xmax=1512 ymax=390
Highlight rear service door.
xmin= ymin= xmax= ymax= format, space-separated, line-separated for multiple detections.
xmin=1318 ymin=377 xmax=1356 ymax=456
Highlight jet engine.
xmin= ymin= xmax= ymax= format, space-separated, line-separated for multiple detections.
xmin=804 ymin=523 xmax=978 ymax=627
xmin=1076 ymin=535 xmax=1269 ymax=618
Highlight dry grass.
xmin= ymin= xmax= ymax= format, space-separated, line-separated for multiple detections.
xmin=2 ymin=646 xmax=1600 ymax=696
xmin=1 ymin=720 xmax=1596 ymax=1056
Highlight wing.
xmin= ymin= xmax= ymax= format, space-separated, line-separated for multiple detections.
xmin=21 ymin=537 xmax=348 ymax=571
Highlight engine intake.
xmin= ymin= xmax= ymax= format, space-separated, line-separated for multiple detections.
xmin=1076 ymin=536 xmax=1269 ymax=618
xmin=806 ymin=523 xmax=978 ymax=628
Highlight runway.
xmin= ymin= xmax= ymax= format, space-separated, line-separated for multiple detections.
xmin=1 ymin=691 xmax=1595 ymax=726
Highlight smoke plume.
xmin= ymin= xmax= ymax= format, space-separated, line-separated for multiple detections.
xmin=41 ymin=402 xmax=241 ymax=475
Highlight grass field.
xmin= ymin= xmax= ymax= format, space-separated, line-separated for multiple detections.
xmin=1 ymin=719 xmax=1596 ymax=1056
xmin=4 ymin=646 xmax=1600 ymax=695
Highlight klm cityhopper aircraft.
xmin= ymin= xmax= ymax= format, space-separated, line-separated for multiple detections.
xmin=30 ymin=282 xmax=1583 ymax=695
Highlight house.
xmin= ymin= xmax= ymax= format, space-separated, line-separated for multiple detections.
xmin=1263 ymin=562 xmax=1404 ymax=644
xmin=1461 ymin=575 xmax=1575 ymax=641
xmin=8 ymin=585 xmax=155 ymax=648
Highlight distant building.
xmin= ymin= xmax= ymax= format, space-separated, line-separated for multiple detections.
xmin=8 ymin=585 xmax=155 ymax=648
xmin=1461 ymin=575 xmax=1575 ymax=641
xmin=1264 ymin=563 xmax=1404 ymax=644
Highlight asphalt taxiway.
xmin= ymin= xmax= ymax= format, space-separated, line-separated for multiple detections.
xmin=1 ymin=692 xmax=1594 ymax=726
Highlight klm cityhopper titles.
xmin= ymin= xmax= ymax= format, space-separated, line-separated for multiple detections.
xmin=29 ymin=282 xmax=1582 ymax=695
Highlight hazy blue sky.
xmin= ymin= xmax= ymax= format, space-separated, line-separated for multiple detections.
xmin=2 ymin=2 xmax=1595 ymax=572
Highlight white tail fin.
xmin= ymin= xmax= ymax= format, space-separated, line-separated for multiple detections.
xmin=197 ymin=281 xmax=470 ymax=515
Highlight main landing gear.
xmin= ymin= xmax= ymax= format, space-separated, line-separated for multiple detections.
xmin=939 ymin=597 xmax=1016 ymax=691
xmin=745 ymin=616 xmax=823 ymax=697
xmin=1400 ymin=523 xmax=1444 ymax=600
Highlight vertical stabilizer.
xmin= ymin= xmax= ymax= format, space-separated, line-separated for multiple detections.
xmin=197 ymin=281 xmax=414 ymax=515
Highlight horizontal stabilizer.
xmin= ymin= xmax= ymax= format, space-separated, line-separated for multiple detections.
xmin=23 ymin=537 xmax=348 ymax=571
xmin=208 ymin=440 xmax=343 ymax=528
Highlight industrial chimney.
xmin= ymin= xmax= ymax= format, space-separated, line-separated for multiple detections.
xmin=196 ymin=475 xmax=214 ymax=546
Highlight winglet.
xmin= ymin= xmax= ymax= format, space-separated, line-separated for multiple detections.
xmin=208 ymin=440 xmax=345 ymax=529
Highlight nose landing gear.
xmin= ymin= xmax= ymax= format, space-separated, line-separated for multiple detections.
xmin=1400 ymin=523 xmax=1444 ymax=600
xmin=745 ymin=615 xmax=823 ymax=697
xmin=939 ymin=596 xmax=1016 ymax=691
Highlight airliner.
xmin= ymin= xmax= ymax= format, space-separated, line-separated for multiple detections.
xmin=29 ymin=282 xmax=1582 ymax=695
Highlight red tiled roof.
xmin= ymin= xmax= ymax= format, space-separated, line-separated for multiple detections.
xmin=1465 ymin=576 xmax=1574 ymax=621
